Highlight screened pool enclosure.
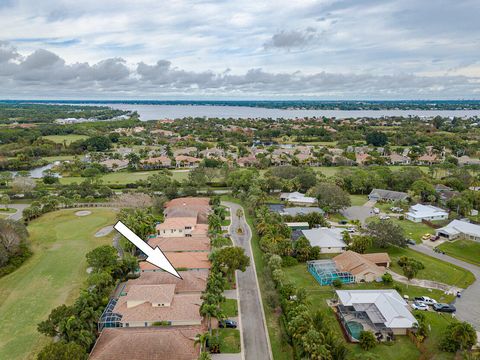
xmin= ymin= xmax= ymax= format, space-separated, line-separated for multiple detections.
xmin=307 ymin=260 xmax=355 ymax=286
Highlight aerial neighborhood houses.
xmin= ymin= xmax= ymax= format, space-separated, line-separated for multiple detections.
xmin=436 ymin=220 xmax=480 ymax=242
xmin=91 ymin=197 xmax=212 ymax=359
xmin=302 ymin=227 xmax=347 ymax=253
xmin=405 ymin=204 xmax=449 ymax=223
xmin=280 ymin=191 xmax=317 ymax=206
xmin=368 ymin=189 xmax=409 ymax=202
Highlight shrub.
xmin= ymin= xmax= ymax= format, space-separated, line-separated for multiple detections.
xmin=382 ymin=272 xmax=393 ymax=284
xmin=332 ymin=279 xmax=343 ymax=288
xmin=281 ymin=256 xmax=298 ymax=267
xmin=359 ymin=330 xmax=377 ymax=350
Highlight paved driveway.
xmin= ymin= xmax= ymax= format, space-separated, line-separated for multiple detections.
xmin=222 ymin=201 xmax=272 ymax=360
xmin=341 ymin=205 xmax=373 ymax=224
xmin=410 ymin=244 xmax=480 ymax=330
xmin=6 ymin=203 xmax=29 ymax=221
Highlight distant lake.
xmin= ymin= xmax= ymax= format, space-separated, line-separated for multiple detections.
xmin=97 ymin=104 xmax=480 ymax=121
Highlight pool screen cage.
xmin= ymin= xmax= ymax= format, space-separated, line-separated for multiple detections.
xmin=307 ymin=259 xmax=355 ymax=286
xmin=98 ymin=298 xmax=123 ymax=331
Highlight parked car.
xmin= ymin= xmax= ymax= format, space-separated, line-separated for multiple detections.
xmin=405 ymin=238 xmax=416 ymax=246
xmin=414 ymin=296 xmax=437 ymax=305
xmin=339 ymin=220 xmax=348 ymax=225
xmin=379 ymin=215 xmax=391 ymax=220
xmin=433 ymin=303 xmax=456 ymax=313
xmin=411 ymin=301 xmax=429 ymax=311
xmin=219 ymin=319 xmax=237 ymax=328
xmin=346 ymin=227 xmax=356 ymax=233
xmin=373 ymin=208 xmax=380 ymax=214
xmin=430 ymin=235 xmax=440 ymax=242
xmin=422 ymin=233 xmax=432 ymax=240
xmin=390 ymin=207 xmax=403 ymax=213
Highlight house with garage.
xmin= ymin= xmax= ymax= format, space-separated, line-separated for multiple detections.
xmin=368 ymin=189 xmax=408 ymax=202
xmin=280 ymin=191 xmax=317 ymax=206
xmin=335 ymin=289 xmax=417 ymax=340
xmin=333 ymin=251 xmax=390 ymax=282
xmin=436 ymin=219 xmax=480 ymax=242
xmin=301 ymin=227 xmax=347 ymax=253
xmin=405 ymin=204 xmax=448 ymax=223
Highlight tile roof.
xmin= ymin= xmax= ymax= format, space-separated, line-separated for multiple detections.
xmin=301 ymin=227 xmax=346 ymax=248
xmin=113 ymin=291 xmax=202 ymax=323
xmin=89 ymin=327 xmax=203 ymax=360
xmin=148 ymin=236 xmax=210 ymax=252
xmin=126 ymin=271 xmax=208 ymax=293
xmin=156 ymin=217 xmax=198 ymax=231
xmin=125 ymin=284 xmax=176 ymax=307
xmin=140 ymin=252 xmax=211 ymax=270
xmin=165 ymin=197 xmax=210 ymax=208
xmin=333 ymin=251 xmax=388 ymax=277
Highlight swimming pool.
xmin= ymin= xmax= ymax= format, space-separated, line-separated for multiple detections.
xmin=346 ymin=321 xmax=364 ymax=340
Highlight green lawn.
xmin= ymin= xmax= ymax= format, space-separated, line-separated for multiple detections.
xmin=392 ymin=218 xmax=434 ymax=244
xmin=59 ymin=169 xmax=190 ymax=185
xmin=213 ymin=329 xmax=241 ymax=353
xmin=374 ymin=246 xmax=475 ymax=288
xmin=41 ymin=155 xmax=77 ymax=162
xmin=0 ymin=208 xmax=118 ymax=360
xmin=0 ymin=208 xmax=16 ymax=214
xmin=283 ymin=263 xmax=455 ymax=360
xmin=42 ymin=134 xmax=89 ymax=145
xmin=437 ymin=239 xmax=480 ymax=267
xmin=221 ymin=298 xmax=238 ymax=317
xmin=350 ymin=194 xmax=368 ymax=206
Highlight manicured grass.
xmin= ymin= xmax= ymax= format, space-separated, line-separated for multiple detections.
xmin=375 ymin=246 xmax=475 ymax=289
xmin=0 ymin=208 xmax=16 ymax=213
xmin=42 ymin=134 xmax=89 ymax=145
xmin=0 ymin=208 xmax=118 ymax=360
xmin=391 ymin=218 xmax=434 ymax=244
xmin=59 ymin=169 xmax=190 ymax=185
xmin=420 ymin=311 xmax=456 ymax=360
xmin=349 ymin=194 xmax=368 ymax=206
xmin=283 ymin=263 xmax=454 ymax=360
xmin=221 ymin=196 xmax=293 ymax=360
xmin=437 ymin=239 xmax=480 ymax=267
xmin=213 ymin=329 xmax=241 ymax=353
xmin=221 ymin=298 xmax=239 ymax=317
xmin=41 ymin=155 xmax=77 ymax=162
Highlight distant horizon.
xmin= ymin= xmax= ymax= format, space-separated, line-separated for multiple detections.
xmin=3 ymin=99 xmax=480 ymax=103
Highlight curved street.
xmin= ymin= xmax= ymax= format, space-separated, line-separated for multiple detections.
xmin=410 ymin=243 xmax=480 ymax=330
xmin=222 ymin=201 xmax=272 ymax=360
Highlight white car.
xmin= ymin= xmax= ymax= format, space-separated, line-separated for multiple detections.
xmin=380 ymin=215 xmax=390 ymax=220
xmin=411 ymin=301 xmax=429 ymax=311
xmin=373 ymin=208 xmax=380 ymax=214
xmin=346 ymin=227 xmax=356 ymax=233
xmin=415 ymin=296 xmax=437 ymax=305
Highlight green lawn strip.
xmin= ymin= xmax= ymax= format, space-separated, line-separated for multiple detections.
xmin=349 ymin=194 xmax=368 ymax=206
xmin=221 ymin=298 xmax=238 ymax=317
xmin=0 ymin=208 xmax=118 ymax=360
xmin=0 ymin=208 xmax=16 ymax=213
xmin=391 ymin=218 xmax=434 ymax=244
xmin=370 ymin=246 xmax=475 ymax=288
xmin=283 ymin=263 xmax=453 ymax=360
xmin=213 ymin=329 xmax=241 ymax=353
xmin=437 ymin=239 xmax=480 ymax=267
xmin=419 ymin=312 xmax=456 ymax=360
xmin=42 ymin=134 xmax=89 ymax=145
xmin=41 ymin=155 xmax=77 ymax=162
xmin=220 ymin=195 xmax=293 ymax=360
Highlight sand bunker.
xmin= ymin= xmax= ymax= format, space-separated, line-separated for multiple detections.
xmin=75 ymin=210 xmax=92 ymax=217
xmin=95 ymin=225 xmax=114 ymax=238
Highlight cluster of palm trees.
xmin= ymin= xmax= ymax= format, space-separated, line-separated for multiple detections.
xmin=23 ymin=195 xmax=74 ymax=221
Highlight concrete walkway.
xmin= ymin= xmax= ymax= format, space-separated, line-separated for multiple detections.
xmin=222 ymin=201 xmax=272 ymax=360
xmin=387 ymin=270 xmax=463 ymax=294
xmin=410 ymin=243 xmax=480 ymax=330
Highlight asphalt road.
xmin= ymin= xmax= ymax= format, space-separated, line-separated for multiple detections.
xmin=410 ymin=243 xmax=480 ymax=330
xmin=6 ymin=203 xmax=29 ymax=221
xmin=222 ymin=201 xmax=272 ymax=360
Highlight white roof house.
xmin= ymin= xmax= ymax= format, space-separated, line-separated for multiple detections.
xmin=336 ymin=289 xmax=417 ymax=332
xmin=301 ymin=227 xmax=346 ymax=253
xmin=405 ymin=204 xmax=448 ymax=223
xmin=280 ymin=192 xmax=317 ymax=205
xmin=436 ymin=220 xmax=480 ymax=242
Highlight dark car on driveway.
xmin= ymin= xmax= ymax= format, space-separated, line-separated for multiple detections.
xmin=219 ymin=319 xmax=237 ymax=328
xmin=405 ymin=239 xmax=416 ymax=246
xmin=433 ymin=303 xmax=456 ymax=313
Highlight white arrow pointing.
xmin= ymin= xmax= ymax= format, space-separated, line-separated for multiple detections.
xmin=114 ymin=221 xmax=182 ymax=279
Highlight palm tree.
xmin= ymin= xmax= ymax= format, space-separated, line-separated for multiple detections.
xmin=199 ymin=303 xmax=217 ymax=336
xmin=194 ymin=332 xmax=210 ymax=353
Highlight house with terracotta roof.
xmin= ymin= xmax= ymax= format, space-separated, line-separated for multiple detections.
xmin=140 ymin=252 xmax=211 ymax=271
xmin=140 ymin=156 xmax=172 ymax=169
xmin=173 ymin=147 xmax=197 ymax=157
xmin=110 ymin=284 xmax=203 ymax=327
xmin=156 ymin=217 xmax=198 ymax=237
xmin=148 ymin=236 xmax=210 ymax=252
xmin=164 ymin=197 xmax=211 ymax=224
xmin=388 ymin=153 xmax=410 ymax=165
xmin=125 ymin=270 xmax=208 ymax=294
xmin=237 ymin=155 xmax=258 ymax=167
xmin=333 ymin=251 xmax=390 ymax=282
xmin=355 ymin=153 xmax=370 ymax=165
xmin=90 ymin=327 xmax=202 ymax=360
xmin=416 ymin=153 xmax=439 ymax=165
xmin=175 ymin=155 xmax=201 ymax=168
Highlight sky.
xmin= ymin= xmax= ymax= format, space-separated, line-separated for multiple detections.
xmin=1 ymin=0 xmax=480 ymax=99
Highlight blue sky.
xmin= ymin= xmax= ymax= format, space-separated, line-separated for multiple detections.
xmin=0 ymin=0 xmax=479 ymax=99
